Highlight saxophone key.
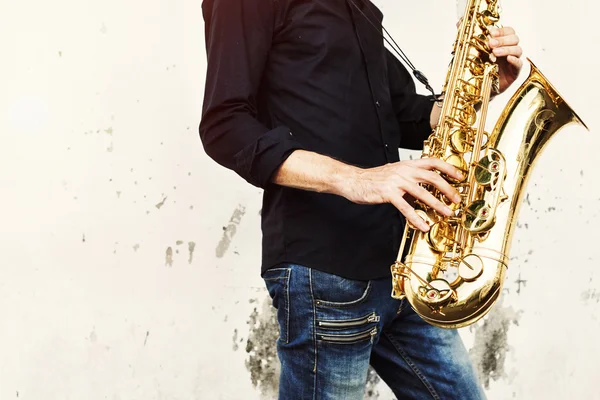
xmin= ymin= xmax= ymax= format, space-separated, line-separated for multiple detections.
xmin=458 ymin=254 xmax=484 ymax=282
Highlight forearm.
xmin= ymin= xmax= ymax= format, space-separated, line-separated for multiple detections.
xmin=430 ymin=102 xmax=442 ymax=130
xmin=429 ymin=93 xmax=446 ymax=130
xmin=271 ymin=150 xmax=357 ymax=197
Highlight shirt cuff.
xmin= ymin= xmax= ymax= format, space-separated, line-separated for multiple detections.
xmin=413 ymin=94 xmax=436 ymax=125
xmin=233 ymin=126 xmax=305 ymax=188
xmin=399 ymin=95 xmax=435 ymax=150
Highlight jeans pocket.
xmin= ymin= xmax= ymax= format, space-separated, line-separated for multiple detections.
xmin=263 ymin=267 xmax=291 ymax=344
xmin=310 ymin=269 xmax=372 ymax=308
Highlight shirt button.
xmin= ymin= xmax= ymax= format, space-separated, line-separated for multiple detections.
xmin=384 ymin=143 xmax=389 ymax=148
xmin=375 ymin=101 xmax=381 ymax=107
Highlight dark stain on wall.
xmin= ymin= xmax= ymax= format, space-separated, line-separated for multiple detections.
xmin=581 ymin=289 xmax=600 ymax=303
xmin=188 ymin=241 xmax=196 ymax=264
xmin=243 ymin=296 xmax=280 ymax=399
xmin=469 ymin=303 xmax=521 ymax=389
xmin=365 ymin=366 xmax=387 ymax=399
xmin=165 ymin=247 xmax=173 ymax=267
xmin=216 ymin=205 xmax=246 ymax=258
xmin=515 ymin=221 xmax=529 ymax=230
xmin=161 ymin=241 xmax=196 ymax=266
xmin=156 ymin=196 xmax=168 ymax=209
xmin=514 ymin=273 xmax=527 ymax=295
xmin=232 ymin=328 xmax=240 ymax=351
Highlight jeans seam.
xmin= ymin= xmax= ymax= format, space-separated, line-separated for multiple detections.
xmin=308 ymin=268 xmax=318 ymax=400
xmin=284 ymin=268 xmax=291 ymax=344
xmin=397 ymin=299 xmax=405 ymax=315
xmin=383 ymin=331 xmax=441 ymax=400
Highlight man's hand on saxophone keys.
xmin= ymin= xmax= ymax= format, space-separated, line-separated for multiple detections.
xmin=340 ymin=159 xmax=465 ymax=233
xmin=488 ymin=26 xmax=524 ymax=93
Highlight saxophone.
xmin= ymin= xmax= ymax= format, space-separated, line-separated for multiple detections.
xmin=390 ymin=0 xmax=588 ymax=329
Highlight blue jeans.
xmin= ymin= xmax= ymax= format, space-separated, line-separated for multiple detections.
xmin=263 ymin=264 xmax=486 ymax=400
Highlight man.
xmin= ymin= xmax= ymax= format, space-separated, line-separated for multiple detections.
xmin=199 ymin=0 xmax=523 ymax=398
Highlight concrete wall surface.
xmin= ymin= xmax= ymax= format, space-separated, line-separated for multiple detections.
xmin=1 ymin=0 xmax=598 ymax=399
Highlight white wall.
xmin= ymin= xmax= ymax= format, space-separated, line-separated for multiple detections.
xmin=1 ymin=0 xmax=598 ymax=399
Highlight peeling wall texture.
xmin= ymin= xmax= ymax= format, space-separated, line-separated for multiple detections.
xmin=1 ymin=0 xmax=599 ymax=399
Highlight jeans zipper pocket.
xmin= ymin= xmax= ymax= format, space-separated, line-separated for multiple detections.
xmin=317 ymin=312 xmax=380 ymax=330
xmin=318 ymin=327 xmax=378 ymax=345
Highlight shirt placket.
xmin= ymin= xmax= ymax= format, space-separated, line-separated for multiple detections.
xmin=346 ymin=0 xmax=397 ymax=163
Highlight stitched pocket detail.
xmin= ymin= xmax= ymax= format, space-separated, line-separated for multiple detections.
xmin=263 ymin=267 xmax=291 ymax=344
xmin=317 ymin=326 xmax=378 ymax=345
xmin=317 ymin=312 xmax=380 ymax=330
xmin=310 ymin=269 xmax=372 ymax=308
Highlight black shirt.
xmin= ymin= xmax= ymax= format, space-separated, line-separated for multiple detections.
xmin=199 ymin=0 xmax=435 ymax=280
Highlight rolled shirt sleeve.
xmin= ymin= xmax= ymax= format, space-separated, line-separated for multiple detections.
xmin=199 ymin=0 xmax=305 ymax=188
xmin=385 ymin=49 xmax=435 ymax=150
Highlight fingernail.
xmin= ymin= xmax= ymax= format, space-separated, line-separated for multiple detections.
xmin=489 ymin=38 xmax=498 ymax=47
xmin=454 ymin=194 xmax=462 ymax=203
xmin=494 ymin=47 xmax=506 ymax=56
xmin=444 ymin=206 xmax=452 ymax=216
xmin=489 ymin=27 xmax=499 ymax=36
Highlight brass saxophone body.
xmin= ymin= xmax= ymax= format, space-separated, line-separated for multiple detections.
xmin=391 ymin=0 xmax=588 ymax=329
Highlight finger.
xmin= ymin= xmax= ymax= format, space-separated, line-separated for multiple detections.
xmin=489 ymin=34 xmax=520 ymax=48
xmin=405 ymin=183 xmax=454 ymax=217
xmin=415 ymin=169 xmax=462 ymax=204
xmin=390 ymin=196 xmax=430 ymax=232
xmin=493 ymin=45 xmax=523 ymax=58
xmin=410 ymin=158 xmax=465 ymax=182
xmin=489 ymin=26 xmax=515 ymax=37
xmin=507 ymin=55 xmax=524 ymax=69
